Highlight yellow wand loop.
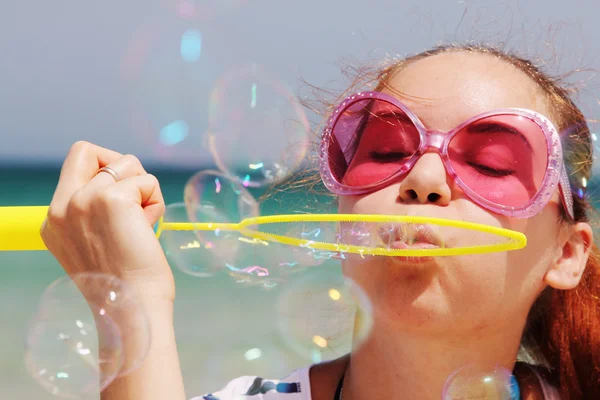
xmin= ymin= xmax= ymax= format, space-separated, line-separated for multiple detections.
xmin=0 ymin=206 xmax=527 ymax=256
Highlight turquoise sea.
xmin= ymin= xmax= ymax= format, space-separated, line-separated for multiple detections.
xmin=0 ymin=166 xmax=350 ymax=399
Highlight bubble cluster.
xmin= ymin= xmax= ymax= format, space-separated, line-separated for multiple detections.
xmin=25 ymin=273 xmax=150 ymax=398
xmin=121 ymin=7 xmax=316 ymax=281
xmin=176 ymin=170 xmax=345 ymax=288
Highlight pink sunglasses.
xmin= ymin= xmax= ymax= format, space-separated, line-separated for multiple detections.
xmin=319 ymin=91 xmax=574 ymax=219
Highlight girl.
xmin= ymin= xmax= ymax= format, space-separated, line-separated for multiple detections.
xmin=41 ymin=44 xmax=600 ymax=399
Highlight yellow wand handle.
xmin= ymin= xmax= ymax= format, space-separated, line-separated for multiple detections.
xmin=0 ymin=206 xmax=50 ymax=251
xmin=0 ymin=206 xmax=170 ymax=252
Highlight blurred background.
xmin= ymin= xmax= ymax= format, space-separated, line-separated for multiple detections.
xmin=1 ymin=0 xmax=599 ymax=398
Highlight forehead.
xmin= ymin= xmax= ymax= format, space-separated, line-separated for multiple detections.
xmin=382 ymin=52 xmax=551 ymax=127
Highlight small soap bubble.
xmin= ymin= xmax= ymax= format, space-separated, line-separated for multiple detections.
xmin=161 ymin=202 xmax=237 ymax=277
xmin=184 ymin=169 xmax=259 ymax=223
xmin=222 ymin=239 xmax=292 ymax=290
xmin=184 ymin=169 xmax=259 ymax=233
xmin=276 ymin=222 xmax=344 ymax=267
xmin=25 ymin=273 xmax=151 ymax=398
xmin=206 ymin=64 xmax=311 ymax=187
xmin=276 ymin=269 xmax=373 ymax=363
xmin=176 ymin=170 xmax=260 ymax=277
xmin=442 ymin=365 xmax=520 ymax=400
xmin=219 ymin=220 xmax=343 ymax=290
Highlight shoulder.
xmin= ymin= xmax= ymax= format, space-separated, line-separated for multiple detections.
xmin=190 ymin=367 xmax=311 ymax=400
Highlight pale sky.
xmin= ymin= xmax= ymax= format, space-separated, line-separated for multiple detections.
xmin=0 ymin=0 xmax=598 ymax=169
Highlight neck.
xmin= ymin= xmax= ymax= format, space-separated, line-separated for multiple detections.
xmin=340 ymin=319 xmax=525 ymax=399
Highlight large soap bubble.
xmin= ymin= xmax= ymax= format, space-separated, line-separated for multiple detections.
xmin=25 ymin=273 xmax=150 ymax=398
xmin=206 ymin=64 xmax=311 ymax=187
xmin=276 ymin=269 xmax=373 ymax=363
xmin=121 ymin=16 xmax=215 ymax=164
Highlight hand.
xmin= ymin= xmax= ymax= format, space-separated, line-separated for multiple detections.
xmin=41 ymin=141 xmax=175 ymax=303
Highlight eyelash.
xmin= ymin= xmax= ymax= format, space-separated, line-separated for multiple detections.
xmin=370 ymin=151 xmax=413 ymax=162
xmin=467 ymin=162 xmax=514 ymax=177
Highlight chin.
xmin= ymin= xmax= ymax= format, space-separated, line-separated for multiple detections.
xmin=360 ymin=264 xmax=450 ymax=329
xmin=375 ymin=293 xmax=455 ymax=333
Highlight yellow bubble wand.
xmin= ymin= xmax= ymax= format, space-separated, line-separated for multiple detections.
xmin=0 ymin=206 xmax=526 ymax=255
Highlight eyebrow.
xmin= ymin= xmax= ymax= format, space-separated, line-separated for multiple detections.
xmin=465 ymin=121 xmax=533 ymax=151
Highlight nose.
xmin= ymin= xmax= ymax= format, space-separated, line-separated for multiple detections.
xmin=397 ymin=153 xmax=451 ymax=205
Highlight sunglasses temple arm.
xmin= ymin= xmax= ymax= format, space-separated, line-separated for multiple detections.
xmin=559 ymin=166 xmax=575 ymax=220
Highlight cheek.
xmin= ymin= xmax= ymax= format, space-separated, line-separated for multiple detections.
xmin=504 ymin=201 xmax=561 ymax=262
xmin=338 ymin=186 xmax=401 ymax=214
xmin=497 ymin=205 xmax=562 ymax=302
xmin=338 ymin=193 xmax=384 ymax=215
xmin=337 ymin=195 xmax=355 ymax=214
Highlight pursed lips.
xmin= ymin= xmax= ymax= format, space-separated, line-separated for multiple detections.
xmin=377 ymin=223 xmax=443 ymax=248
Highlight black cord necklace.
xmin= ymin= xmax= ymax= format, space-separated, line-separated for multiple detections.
xmin=333 ymin=369 xmax=522 ymax=400
xmin=333 ymin=370 xmax=345 ymax=400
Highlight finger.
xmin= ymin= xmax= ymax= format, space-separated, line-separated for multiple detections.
xmin=52 ymin=142 xmax=123 ymax=206
xmin=84 ymin=154 xmax=148 ymax=193
xmin=105 ymin=174 xmax=166 ymax=226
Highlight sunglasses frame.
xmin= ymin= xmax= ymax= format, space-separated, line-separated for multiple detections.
xmin=320 ymin=91 xmax=574 ymax=219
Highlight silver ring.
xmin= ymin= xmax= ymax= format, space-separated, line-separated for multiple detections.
xmin=97 ymin=166 xmax=120 ymax=182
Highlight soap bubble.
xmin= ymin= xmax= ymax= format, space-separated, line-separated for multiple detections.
xmin=220 ymin=238 xmax=295 ymax=290
xmin=121 ymin=17 xmax=214 ymax=164
xmin=25 ymin=305 xmax=121 ymax=398
xmin=217 ymin=224 xmax=341 ymax=290
xmin=206 ymin=64 xmax=310 ymax=187
xmin=276 ymin=269 xmax=373 ymax=363
xmin=25 ymin=273 xmax=151 ymax=398
xmin=180 ymin=170 xmax=259 ymax=276
xmin=258 ymin=219 xmax=343 ymax=270
xmin=184 ymin=169 xmax=259 ymax=225
xmin=442 ymin=365 xmax=520 ymax=400
xmin=271 ymin=223 xmax=340 ymax=268
xmin=161 ymin=202 xmax=238 ymax=277
xmin=587 ymin=130 xmax=600 ymax=207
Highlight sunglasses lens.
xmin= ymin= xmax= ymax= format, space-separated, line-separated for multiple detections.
xmin=448 ymin=114 xmax=549 ymax=208
xmin=327 ymin=98 xmax=420 ymax=187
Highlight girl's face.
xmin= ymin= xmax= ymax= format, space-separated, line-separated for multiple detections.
xmin=339 ymin=52 xmax=568 ymax=336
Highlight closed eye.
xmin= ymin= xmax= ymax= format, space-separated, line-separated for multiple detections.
xmin=371 ymin=151 xmax=413 ymax=162
xmin=467 ymin=162 xmax=514 ymax=177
